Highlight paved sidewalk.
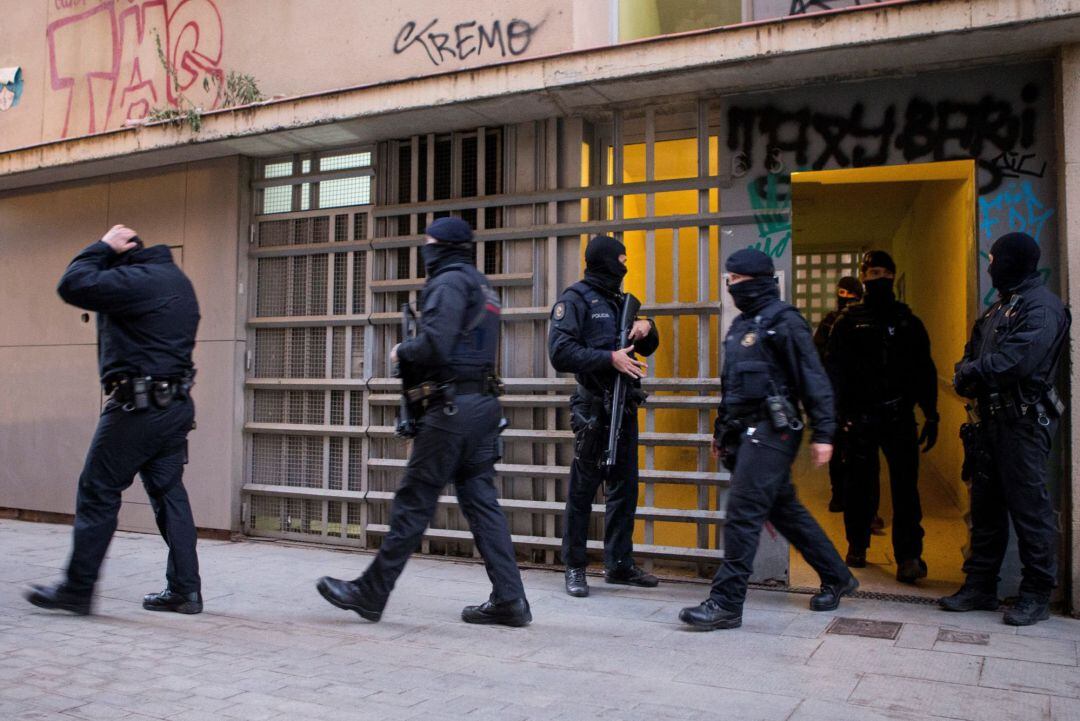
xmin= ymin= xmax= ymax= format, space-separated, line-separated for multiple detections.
xmin=1 ymin=519 xmax=1078 ymax=721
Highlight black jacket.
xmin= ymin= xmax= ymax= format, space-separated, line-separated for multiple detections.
xmin=825 ymin=299 xmax=938 ymax=421
xmin=813 ymin=310 xmax=840 ymax=358
xmin=954 ymin=273 xmax=1070 ymax=399
xmin=720 ymin=299 xmax=836 ymax=444
xmin=547 ymin=280 xmax=659 ymax=397
xmin=58 ymin=241 xmax=199 ymax=383
xmin=396 ymin=248 xmax=501 ymax=384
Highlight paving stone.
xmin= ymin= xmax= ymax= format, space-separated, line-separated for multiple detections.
xmin=809 ymin=636 xmax=983 ymax=685
xmin=850 ymin=673 xmax=1051 ymax=721
xmin=1051 ymin=695 xmax=1080 ymax=721
xmin=935 ymin=630 xmax=1078 ymax=666
xmin=980 ymin=657 xmax=1080 ymax=697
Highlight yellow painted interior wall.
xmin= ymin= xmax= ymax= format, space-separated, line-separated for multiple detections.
xmin=890 ymin=178 xmax=974 ymax=510
xmin=597 ymin=138 xmax=721 ymax=547
xmin=792 ymin=160 xmax=976 ymax=515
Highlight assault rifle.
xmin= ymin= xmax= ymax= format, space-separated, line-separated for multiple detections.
xmin=393 ymin=303 xmax=420 ymax=438
xmin=603 ymin=292 xmax=642 ymax=468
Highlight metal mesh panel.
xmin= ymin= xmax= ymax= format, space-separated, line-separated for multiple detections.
xmin=320 ymin=152 xmax=372 ymax=171
xmin=330 ymin=391 xmax=345 ymax=426
xmin=251 ymin=435 xmax=284 ymax=486
xmin=350 ymin=329 xmax=364 ymax=378
xmin=352 ymin=253 xmax=367 ymax=314
xmin=334 ymin=215 xmax=349 ymax=242
xmin=284 ymin=436 xmax=324 ymax=488
xmin=255 ymin=258 xmax=288 ymax=316
xmin=252 ymin=390 xmax=285 ymax=423
xmin=348 ymin=438 xmax=363 ymax=492
xmin=794 ymin=252 xmax=860 ymax=326
xmin=328 ymin=439 xmax=344 ymax=491
xmin=347 ymin=502 xmax=364 ymax=538
xmin=253 ymin=329 xmax=286 ymax=377
xmin=319 ymin=177 xmax=372 ymax=209
xmin=332 ymin=253 xmax=348 ymax=315
xmin=349 ymin=391 xmax=364 ymax=426
xmin=331 ymin=328 xmax=346 ymax=378
xmin=257 ymin=220 xmax=291 ymax=247
xmin=354 ymin=214 xmax=368 ymax=242
xmin=261 ymin=186 xmax=292 ymax=215
xmin=263 ymin=161 xmax=293 ymax=178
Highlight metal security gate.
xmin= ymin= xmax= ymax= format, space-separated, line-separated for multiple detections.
xmin=242 ymin=102 xmax=784 ymax=574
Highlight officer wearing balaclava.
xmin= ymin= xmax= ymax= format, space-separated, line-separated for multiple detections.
xmin=812 ymin=276 xmax=864 ymax=513
xmin=317 ymin=217 xmax=531 ymax=628
xmin=680 ymin=249 xmax=855 ymax=631
xmin=942 ymin=232 xmax=1070 ymax=626
xmin=825 ymin=250 xmax=938 ymax=584
xmin=548 ymin=235 xmax=660 ymax=598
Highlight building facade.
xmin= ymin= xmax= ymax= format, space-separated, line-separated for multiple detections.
xmin=2 ymin=0 xmax=1079 ymax=610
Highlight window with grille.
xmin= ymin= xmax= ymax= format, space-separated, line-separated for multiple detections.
xmin=793 ymin=252 xmax=862 ymax=326
xmin=246 ymin=148 xmax=374 ymax=540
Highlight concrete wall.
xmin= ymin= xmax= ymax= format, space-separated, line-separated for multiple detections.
xmin=0 ymin=157 xmax=244 ymax=532
xmin=0 ymin=0 xmax=610 ymax=153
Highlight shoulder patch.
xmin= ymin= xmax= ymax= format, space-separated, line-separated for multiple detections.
xmin=552 ymin=302 xmax=566 ymax=321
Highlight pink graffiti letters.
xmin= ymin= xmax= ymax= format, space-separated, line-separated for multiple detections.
xmin=46 ymin=0 xmax=223 ymax=138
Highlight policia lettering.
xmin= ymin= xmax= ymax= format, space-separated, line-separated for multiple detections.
xmin=549 ymin=235 xmax=660 ymax=597
xmin=316 ymin=217 xmax=531 ymax=627
xmin=941 ymin=232 xmax=1071 ymax=627
xmin=26 ymin=225 xmax=203 ymax=617
xmin=680 ymin=249 xmax=856 ymax=631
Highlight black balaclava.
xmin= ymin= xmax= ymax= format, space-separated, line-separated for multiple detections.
xmin=423 ymin=217 xmax=475 ymax=276
xmin=583 ymin=235 xmax=627 ymax=293
xmin=725 ymin=248 xmax=779 ymax=315
xmin=836 ymin=275 xmax=863 ymax=311
xmin=105 ymin=236 xmax=145 ymax=268
xmin=989 ymin=232 xmax=1040 ymax=293
xmin=860 ymin=250 xmax=896 ymax=306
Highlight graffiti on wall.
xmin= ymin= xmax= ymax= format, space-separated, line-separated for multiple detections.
xmin=726 ymin=76 xmax=1055 ymax=304
xmin=0 ymin=67 xmax=23 ymax=111
xmin=788 ymin=0 xmax=888 ymax=14
xmin=393 ymin=17 xmax=544 ymax=67
xmin=46 ymin=0 xmax=223 ymax=137
xmin=729 ymin=84 xmax=1042 ymax=195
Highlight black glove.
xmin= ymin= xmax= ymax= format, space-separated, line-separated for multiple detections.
xmin=918 ymin=418 xmax=939 ymax=453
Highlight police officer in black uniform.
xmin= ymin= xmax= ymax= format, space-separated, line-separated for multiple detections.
xmin=26 ymin=224 xmax=202 ymax=616
xmin=316 ymin=217 xmax=530 ymax=627
xmin=825 ymin=251 xmax=938 ymax=584
xmin=813 ymin=276 xmax=863 ymax=513
xmin=680 ymin=249 xmax=856 ymax=630
xmin=941 ymin=232 xmax=1070 ymax=626
xmin=548 ymin=235 xmax=660 ymax=597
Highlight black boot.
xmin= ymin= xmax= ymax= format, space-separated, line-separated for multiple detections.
xmin=604 ymin=564 xmax=659 ymax=588
xmin=461 ymin=597 xmax=532 ymax=627
xmin=845 ymin=547 xmax=866 ymax=568
xmin=25 ymin=584 xmax=92 ymax=616
xmin=316 ymin=576 xmax=383 ymax=622
xmin=678 ymin=599 xmax=742 ymax=630
xmin=143 ymin=589 xmax=203 ymax=614
xmin=810 ymin=575 xmax=859 ymax=612
xmin=939 ymin=585 xmax=999 ymax=612
xmin=896 ymin=558 xmax=928 ymax=584
xmin=565 ymin=567 xmax=589 ymax=597
xmin=1003 ymin=594 xmax=1050 ymax=627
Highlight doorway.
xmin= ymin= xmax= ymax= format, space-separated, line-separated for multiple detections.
xmin=788 ymin=160 xmax=977 ymax=598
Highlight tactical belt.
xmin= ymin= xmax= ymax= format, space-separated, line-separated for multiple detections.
xmin=105 ymin=374 xmax=191 ymax=411
xmin=404 ymin=377 xmax=501 ymax=405
xmin=976 ymin=390 xmax=1055 ymax=425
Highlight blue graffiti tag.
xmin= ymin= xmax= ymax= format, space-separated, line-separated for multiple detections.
xmin=747 ymin=174 xmax=791 ymax=258
xmin=978 ymin=180 xmax=1055 ymax=244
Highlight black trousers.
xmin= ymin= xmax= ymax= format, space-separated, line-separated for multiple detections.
xmin=562 ymin=413 xmax=638 ymax=570
xmin=66 ymin=398 xmax=199 ymax=596
xmin=842 ymin=408 xmax=924 ymax=561
xmin=828 ymin=442 xmax=846 ymax=505
xmin=711 ymin=424 xmax=848 ymax=610
xmin=356 ymin=394 xmax=525 ymax=606
xmin=964 ymin=415 xmax=1058 ymax=597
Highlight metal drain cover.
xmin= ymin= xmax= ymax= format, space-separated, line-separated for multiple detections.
xmin=937 ymin=629 xmax=990 ymax=645
xmin=826 ymin=617 xmax=903 ymax=640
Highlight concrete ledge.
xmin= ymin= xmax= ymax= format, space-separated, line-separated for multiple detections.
xmin=2 ymin=0 xmax=1080 ymax=191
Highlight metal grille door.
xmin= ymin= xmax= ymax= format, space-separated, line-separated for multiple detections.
xmin=242 ymin=107 xmax=788 ymax=574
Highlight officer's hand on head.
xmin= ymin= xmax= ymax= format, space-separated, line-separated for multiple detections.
xmin=628 ymin=319 xmax=652 ymax=342
xmin=390 ymin=343 xmax=400 ymax=363
xmin=101 ymin=225 xmax=140 ymax=254
xmin=710 ymin=437 xmax=722 ymax=460
xmin=611 ymin=345 xmax=647 ymax=379
xmin=918 ymin=419 xmax=939 ymax=453
xmin=810 ymin=443 xmax=833 ymax=467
